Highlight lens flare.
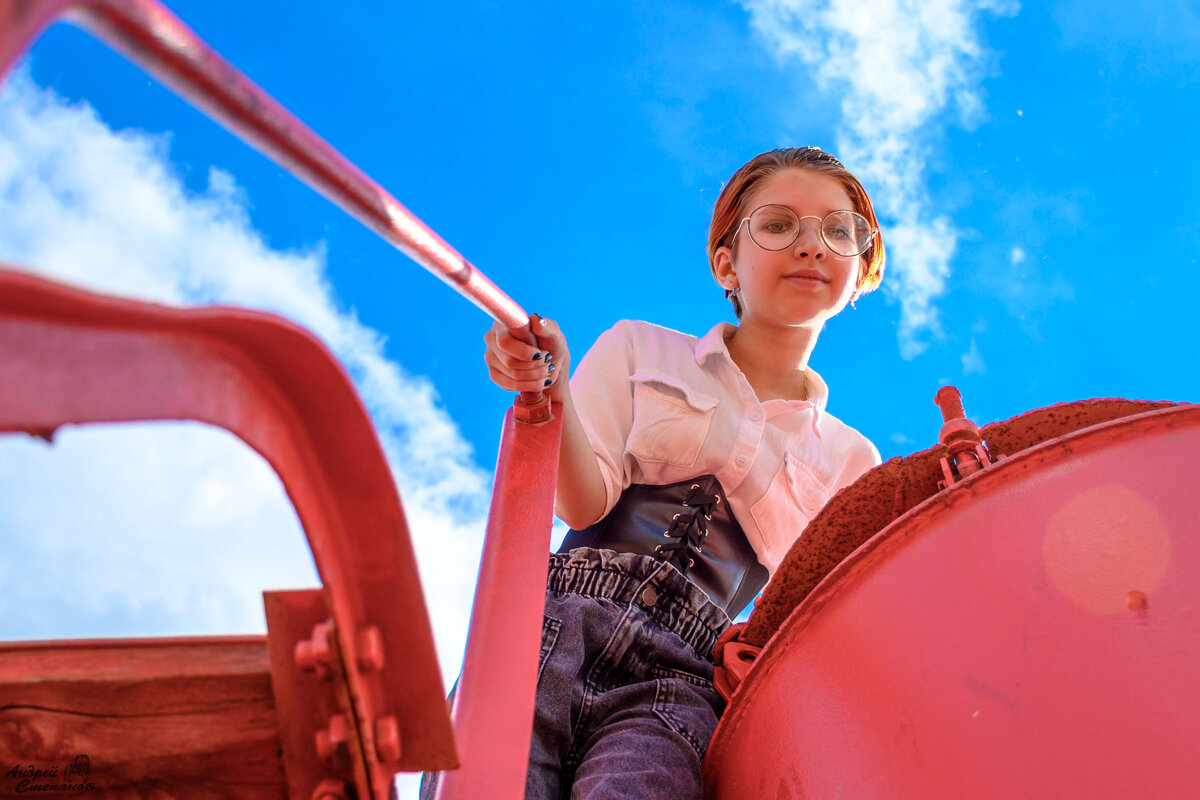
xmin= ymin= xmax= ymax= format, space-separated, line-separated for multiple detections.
xmin=1042 ymin=483 xmax=1171 ymax=614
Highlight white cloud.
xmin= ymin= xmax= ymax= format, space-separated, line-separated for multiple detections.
xmin=738 ymin=0 xmax=1018 ymax=357
xmin=1010 ymin=246 xmax=1026 ymax=265
xmin=961 ymin=337 xmax=986 ymax=374
xmin=0 ymin=69 xmax=487 ymax=690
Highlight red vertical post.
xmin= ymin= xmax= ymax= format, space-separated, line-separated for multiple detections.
xmin=435 ymin=404 xmax=562 ymax=800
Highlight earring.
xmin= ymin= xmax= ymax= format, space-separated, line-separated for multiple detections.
xmin=727 ymin=284 xmax=740 ymax=298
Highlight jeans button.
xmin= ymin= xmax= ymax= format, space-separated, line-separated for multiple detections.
xmin=641 ymin=586 xmax=659 ymax=606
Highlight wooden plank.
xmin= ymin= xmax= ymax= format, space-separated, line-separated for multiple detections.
xmin=0 ymin=636 xmax=287 ymax=798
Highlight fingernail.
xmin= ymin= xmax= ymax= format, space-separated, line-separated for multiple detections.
xmin=545 ymin=353 xmax=555 ymax=363
xmin=548 ymin=363 xmax=557 ymax=374
xmin=544 ymin=378 xmax=553 ymax=387
xmin=532 ymin=352 xmax=543 ymax=360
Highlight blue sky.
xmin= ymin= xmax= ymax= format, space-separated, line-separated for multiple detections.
xmin=1 ymin=0 xmax=1198 ymax=787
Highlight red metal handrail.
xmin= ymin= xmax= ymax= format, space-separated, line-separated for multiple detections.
xmin=0 ymin=0 xmax=523 ymax=330
xmin=1 ymin=2 xmax=561 ymax=798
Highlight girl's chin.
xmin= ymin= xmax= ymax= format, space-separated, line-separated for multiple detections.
xmin=742 ymin=313 xmax=832 ymax=331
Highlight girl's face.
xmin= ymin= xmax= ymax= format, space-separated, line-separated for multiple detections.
xmin=714 ymin=168 xmax=862 ymax=331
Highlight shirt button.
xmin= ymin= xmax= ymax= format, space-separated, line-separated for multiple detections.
xmin=736 ymin=455 xmax=749 ymax=467
xmin=750 ymin=411 xmax=763 ymax=422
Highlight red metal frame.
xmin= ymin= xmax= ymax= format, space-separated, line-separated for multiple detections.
xmin=707 ymin=403 xmax=1200 ymax=798
xmin=1 ymin=2 xmax=565 ymax=797
xmin=0 ymin=267 xmax=455 ymax=796
xmin=0 ymin=0 xmax=520 ymax=328
xmin=436 ymin=406 xmax=563 ymax=799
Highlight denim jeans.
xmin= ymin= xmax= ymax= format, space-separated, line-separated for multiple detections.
xmin=421 ymin=547 xmax=731 ymax=800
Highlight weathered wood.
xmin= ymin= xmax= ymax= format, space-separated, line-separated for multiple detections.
xmin=0 ymin=636 xmax=287 ymax=798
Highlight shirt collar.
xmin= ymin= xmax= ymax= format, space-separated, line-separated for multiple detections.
xmin=694 ymin=322 xmax=830 ymax=431
xmin=694 ymin=322 xmax=737 ymax=364
xmin=803 ymin=366 xmax=830 ymax=412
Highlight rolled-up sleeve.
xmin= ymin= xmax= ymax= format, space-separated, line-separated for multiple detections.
xmin=561 ymin=324 xmax=636 ymax=521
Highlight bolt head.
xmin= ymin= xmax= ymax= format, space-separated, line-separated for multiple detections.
xmin=315 ymin=714 xmax=348 ymax=761
xmin=357 ymin=625 xmax=385 ymax=673
xmin=295 ymin=622 xmax=333 ymax=678
xmin=311 ymin=779 xmax=348 ymax=800
xmin=294 ymin=639 xmax=315 ymax=670
xmin=375 ymin=715 xmax=403 ymax=763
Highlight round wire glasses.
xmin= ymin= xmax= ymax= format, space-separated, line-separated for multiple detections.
xmin=734 ymin=204 xmax=876 ymax=258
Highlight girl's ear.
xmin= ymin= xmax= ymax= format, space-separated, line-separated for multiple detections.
xmin=712 ymin=245 xmax=737 ymax=289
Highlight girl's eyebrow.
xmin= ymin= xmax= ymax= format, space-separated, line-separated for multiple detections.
xmin=762 ymin=200 xmax=854 ymax=217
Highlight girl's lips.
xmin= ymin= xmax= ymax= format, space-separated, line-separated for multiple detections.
xmin=784 ymin=271 xmax=829 ymax=284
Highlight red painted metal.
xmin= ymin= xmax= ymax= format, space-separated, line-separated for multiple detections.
xmin=436 ymin=404 xmax=564 ymax=800
xmin=311 ymin=779 xmax=350 ymax=800
xmin=711 ymin=623 xmax=760 ymax=704
xmin=738 ymin=398 xmax=1178 ymax=651
xmin=294 ymin=621 xmax=335 ymax=680
xmin=934 ymin=385 xmax=992 ymax=484
xmin=0 ymin=0 xmax=549 ymax=418
xmin=2 ymin=0 xmax=567 ymax=795
xmin=265 ymin=589 xmax=366 ymax=799
xmin=0 ymin=0 xmax=518 ymax=325
xmin=0 ymin=267 xmax=455 ymax=797
xmin=714 ymin=398 xmax=1179 ymax=703
xmin=705 ymin=404 xmax=1200 ymax=799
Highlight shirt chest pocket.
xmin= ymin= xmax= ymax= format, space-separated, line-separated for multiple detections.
xmin=751 ymin=453 xmax=834 ymax=557
xmin=625 ymin=371 xmax=719 ymax=469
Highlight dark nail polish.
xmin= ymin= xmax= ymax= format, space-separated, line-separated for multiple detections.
xmin=532 ymin=352 xmax=543 ymax=360
xmin=545 ymin=353 xmax=555 ymax=363
xmin=544 ymin=378 xmax=553 ymax=387
xmin=547 ymin=363 xmax=557 ymax=374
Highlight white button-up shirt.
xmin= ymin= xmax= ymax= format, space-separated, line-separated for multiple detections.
xmin=566 ymin=319 xmax=880 ymax=575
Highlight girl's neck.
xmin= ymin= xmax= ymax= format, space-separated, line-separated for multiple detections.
xmin=725 ymin=321 xmax=819 ymax=402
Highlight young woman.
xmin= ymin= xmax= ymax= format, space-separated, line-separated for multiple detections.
xmin=424 ymin=146 xmax=885 ymax=799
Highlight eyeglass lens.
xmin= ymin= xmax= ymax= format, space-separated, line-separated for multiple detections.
xmin=747 ymin=205 xmax=872 ymax=257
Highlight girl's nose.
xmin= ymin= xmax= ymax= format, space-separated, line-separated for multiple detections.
xmin=793 ymin=219 xmax=826 ymax=259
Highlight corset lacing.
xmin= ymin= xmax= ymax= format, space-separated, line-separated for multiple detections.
xmin=653 ymin=478 xmax=722 ymax=572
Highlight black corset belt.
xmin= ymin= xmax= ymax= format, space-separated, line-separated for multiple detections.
xmin=557 ymin=475 xmax=768 ymax=618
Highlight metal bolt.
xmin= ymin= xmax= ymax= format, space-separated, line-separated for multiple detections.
xmin=295 ymin=621 xmax=332 ymax=678
xmin=934 ymin=385 xmax=966 ymax=422
xmin=357 ymin=625 xmax=385 ymax=673
xmin=375 ymin=715 xmax=403 ymax=763
xmin=514 ymin=394 xmax=553 ymax=424
xmin=311 ymin=779 xmax=348 ymax=800
xmin=315 ymin=713 xmax=348 ymax=761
